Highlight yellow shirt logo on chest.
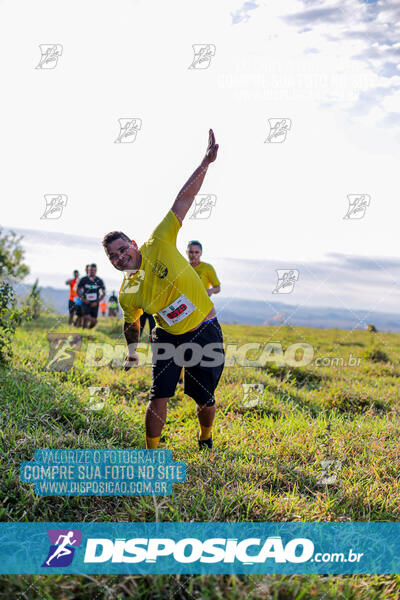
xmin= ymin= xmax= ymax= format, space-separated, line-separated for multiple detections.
xmin=152 ymin=260 xmax=168 ymax=279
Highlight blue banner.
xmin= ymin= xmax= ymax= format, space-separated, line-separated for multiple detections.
xmin=0 ymin=522 xmax=398 ymax=574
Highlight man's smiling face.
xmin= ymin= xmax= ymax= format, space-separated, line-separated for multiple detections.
xmin=106 ymin=237 xmax=139 ymax=271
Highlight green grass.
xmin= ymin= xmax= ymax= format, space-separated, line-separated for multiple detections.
xmin=1 ymin=313 xmax=400 ymax=598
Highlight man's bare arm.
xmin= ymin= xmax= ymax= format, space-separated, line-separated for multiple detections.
xmin=171 ymin=129 xmax=219 ymax=223
xmin=207 ymin=285 xmax=221 ymax=296
xmin=123 ymin=319 xmax=140 ymax=370
xmin=77 ymin=286 xmax=87 ymax=303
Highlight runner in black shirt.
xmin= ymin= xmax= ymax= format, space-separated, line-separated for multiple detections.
xmin=77 ymin=263 xmax=106 ymax=329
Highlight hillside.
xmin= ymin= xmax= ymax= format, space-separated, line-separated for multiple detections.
xmin=15 ymin=284 xmax=400 ymax=332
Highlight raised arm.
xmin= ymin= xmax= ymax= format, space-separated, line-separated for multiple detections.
xmin=171 ymin=129 xmax=219 ymax=223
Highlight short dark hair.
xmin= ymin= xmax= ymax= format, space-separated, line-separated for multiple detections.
xmin=90 ymin=263 xmax=97 ymax=269
xmin=102 ymin=231 xmax=131 ymax=251
xmin=187 ymin=240 xmax=202 ymax=251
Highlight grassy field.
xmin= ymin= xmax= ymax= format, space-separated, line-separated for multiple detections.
xmin=1 ymin=313 xmax=400 ymax=598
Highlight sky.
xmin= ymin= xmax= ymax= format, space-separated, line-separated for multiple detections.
xmin=1 ymin=0 xmax=399 ymax=314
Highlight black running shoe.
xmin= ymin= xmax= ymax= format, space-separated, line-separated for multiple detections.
xmin=197 ymin=432 xmax=213 ymax=450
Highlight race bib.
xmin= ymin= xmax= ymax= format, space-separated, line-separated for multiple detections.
xmin=86 ymin=292 xmax=97 ymax=301
xmin=158 ymin=294 xmax=196 ymax=326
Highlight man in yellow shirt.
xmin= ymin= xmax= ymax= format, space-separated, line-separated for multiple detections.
xmin=187 ymin=241 xmax=221 ymax=297
xmin=102 ymin=129 xmax=224 ymax=451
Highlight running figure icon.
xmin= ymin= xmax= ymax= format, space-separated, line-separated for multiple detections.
xmin=45 ymin=531 xmax=77 ymax=566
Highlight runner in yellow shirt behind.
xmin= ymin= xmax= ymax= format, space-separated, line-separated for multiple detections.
xmin=102 ymin=129 xmax=224 ymax=452
xmin=179 ymin=241 xmax=221 ymax=385
xmin=187 ymin=241 xmax=221 ymax=297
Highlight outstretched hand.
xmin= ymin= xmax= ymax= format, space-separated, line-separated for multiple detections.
xmin=204 ymin=129 xmax=219 ymax=164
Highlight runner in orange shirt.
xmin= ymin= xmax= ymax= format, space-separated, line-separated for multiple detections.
xmin=65 ymin=270 xmax=79 ymax=325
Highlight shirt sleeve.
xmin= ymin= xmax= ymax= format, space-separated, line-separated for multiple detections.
xmin=149 ymin=210 xmax=181 ymax=246
xmin=119 ymin=279 xmax=143 ymax=323
xmin=207 ymin=265 xmax=221 ymax=287
xmin=122 ymin=305 xmax=143 ymax=324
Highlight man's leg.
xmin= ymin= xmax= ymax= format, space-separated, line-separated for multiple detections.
xmin=68 ymin=301 xmax=74 ymax=325
xmin=184 ymin=319 xmax=225 ymax=450
xmin=147 ymin=326 xmax=181 ymax=448
xmin=145 ymin=397 xmax=169 ymax=448
xmin=196 ymin=404 xmax=215 ymax=440
xmin=87 ymin=306 xmax=99 ymax=329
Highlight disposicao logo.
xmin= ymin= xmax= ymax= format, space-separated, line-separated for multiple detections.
xmin=42 ymin=529 xmax=82 ymax=567
xmin=83 ymin=536 xmax=314 ymax=564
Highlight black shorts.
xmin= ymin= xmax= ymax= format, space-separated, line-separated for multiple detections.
xmin=83 ymin=303 xmax=99 ymax=318
xmin=68 ymin=300 xmax=76 ymax=315
xmin=75 ymin=305 xmax=83 ymax=317
xmin=149 ymin=318 xmax=225 ymax=406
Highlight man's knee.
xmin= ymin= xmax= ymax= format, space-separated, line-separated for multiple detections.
xmin=148 ymin=397 xmax=170 ymax=406
xmin=195 ymin=397 xmax=216 ymax=408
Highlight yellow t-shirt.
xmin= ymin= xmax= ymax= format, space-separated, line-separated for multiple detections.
xmin=193 ymin=261 xmax=220 ymax=290
xmin=119 ymin=210 xmax=213 ymax=334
